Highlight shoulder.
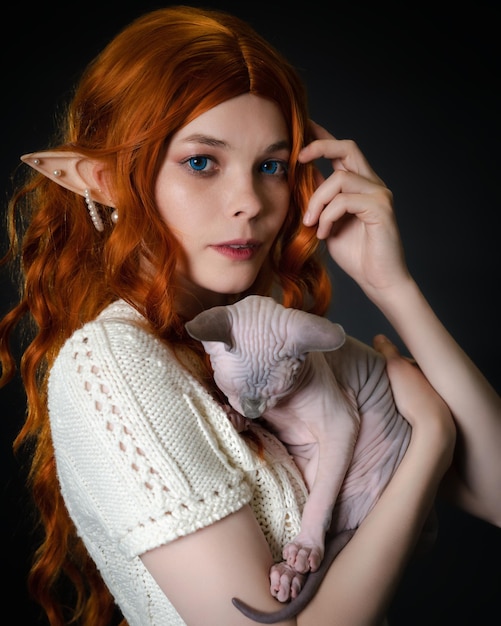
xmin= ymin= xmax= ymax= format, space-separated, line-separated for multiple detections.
xmin=54 ymin=300 xmax=179 ymax=380
xmin=48 ymin=300 xmax=197 ymax=432
xmin=60 ymin=299 xmax=163 ymax=356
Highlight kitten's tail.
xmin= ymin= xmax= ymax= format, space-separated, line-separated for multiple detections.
xmin=231 ymin=528 xmax=356 ymax=624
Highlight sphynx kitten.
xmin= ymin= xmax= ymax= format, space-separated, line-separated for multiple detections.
xmin=186 ymin=295 xmax=435 ymax=623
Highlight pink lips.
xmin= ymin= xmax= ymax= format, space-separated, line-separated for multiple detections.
xmin=210 ymin=239 xmax=262 ymax=261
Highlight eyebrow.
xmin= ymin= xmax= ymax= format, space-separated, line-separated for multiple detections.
xmin=182 ymin=134 xmax=290 ymax=153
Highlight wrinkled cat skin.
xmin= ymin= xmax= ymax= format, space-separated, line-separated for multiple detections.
xmin=186 ymin=295 xmax=433 ymax=623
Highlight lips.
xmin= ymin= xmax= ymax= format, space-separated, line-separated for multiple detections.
xmin=210 ymin=239 xmax=262 ymax=261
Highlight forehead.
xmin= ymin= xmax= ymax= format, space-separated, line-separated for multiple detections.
xmin=172 ymin=93 xmax=289 ymax=149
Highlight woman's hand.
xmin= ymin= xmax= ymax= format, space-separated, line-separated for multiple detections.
xmin=299 ymin=121 xmax=410 ymax=298
xmin=300 ymin=124 xmax=501 ymax=528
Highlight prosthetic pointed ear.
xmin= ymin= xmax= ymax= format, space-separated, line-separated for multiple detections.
xmin=290 ymin=310 xmax=346 ymax=354
xmin=185 ymin=306 xmax=233 ymax=349
xmin=20 ymin=150 xmax=115 ymax=207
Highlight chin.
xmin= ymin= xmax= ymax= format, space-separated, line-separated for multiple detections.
xmin=207 ymin=276 xmax=260 ymax=296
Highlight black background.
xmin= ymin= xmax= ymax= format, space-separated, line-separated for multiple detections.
xmin=2 ymin=2 xmax=500 ymax=624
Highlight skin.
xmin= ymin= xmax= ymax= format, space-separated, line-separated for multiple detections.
xmin=141 ymin=336 xmax=454 ymax=626
xmin=27 ymin=92 xmax=499 ymax=624
xmin=154 ymin=94 xmax=291 ymax=316
xmin=299 ymin=122 xmax=501 ymax=525
xmin=185 ymin=296 xmax=425 ymax=622
xmin=139 ymin=93 xmax=457 ymax=625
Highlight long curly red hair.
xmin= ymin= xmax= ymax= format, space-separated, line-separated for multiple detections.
xmin=1 ymin=6 xmax=331 ymax=625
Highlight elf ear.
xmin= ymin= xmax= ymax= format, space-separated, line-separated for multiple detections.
xmin=20 ymin=150 xmax=115 ymax=207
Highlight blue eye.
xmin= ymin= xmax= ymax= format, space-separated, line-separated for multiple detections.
xmin=260 ymin=160 xmax=288 ymax=176
xmin=188 ymin=156 xmax=209 ymax=171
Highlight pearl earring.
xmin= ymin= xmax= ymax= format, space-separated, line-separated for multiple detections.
xmin=111 ymin=209 xmax=119 ymax=224
xmin=84 ymin=189 xmax=104 ymax=232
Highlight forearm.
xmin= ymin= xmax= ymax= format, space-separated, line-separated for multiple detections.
xmin=370 ymin=278 xmax=497 ymax=409
xmin=298 ymin=418 xmax=453 ymax=626
xmin=369 ymin=277 xmax=501 ymax=524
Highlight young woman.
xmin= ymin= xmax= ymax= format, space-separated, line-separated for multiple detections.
xmin=1 ymin=6 xmax=499 ymax=626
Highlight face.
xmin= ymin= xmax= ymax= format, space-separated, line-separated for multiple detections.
xmin=155 ymin=93 xmax=291 ymax=313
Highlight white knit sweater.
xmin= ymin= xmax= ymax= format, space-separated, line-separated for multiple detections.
xmin=48 ymin=300 xmax=308 ymax=625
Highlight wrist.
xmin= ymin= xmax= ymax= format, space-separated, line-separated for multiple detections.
xmin=364 ymin=274 xmax=419 ymax=314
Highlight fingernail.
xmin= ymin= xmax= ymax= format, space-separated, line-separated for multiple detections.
xmin=303 ymin=211 xmax=312 ymax=225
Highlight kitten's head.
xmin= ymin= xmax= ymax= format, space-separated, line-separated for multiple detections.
xmin=186 ymin=295 xmax=345 ymax=418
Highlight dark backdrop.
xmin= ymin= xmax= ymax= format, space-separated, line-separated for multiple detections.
xmin=2 ymin=2 xmax=499 ymax=624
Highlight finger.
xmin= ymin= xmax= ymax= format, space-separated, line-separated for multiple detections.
xmin=308 ymin=168 xmax=383 ymax=213
xmin=303 ymin=171 xmax=392 ymax=234
xmin=310 ymin=190 xmax=393 ymax=239
xmin=303 ymin=120 xmax=349 ymax=174
xmin=314 ymin=193 xmax=372 ymax=239
xmin=299 ymin=137 xmax=380 ymax=182
xmin=308 ymin=120 xmax=336 ymax=141
xmin=373 ymin=334 xmax=400 ymax=356
xmin=373 ymin=335 xmax=417 ymax=366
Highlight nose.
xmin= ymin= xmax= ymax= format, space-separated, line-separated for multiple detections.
xmin=227 ymin=172 xmax=264 ymax=219
xmin=240 ymin=396 xmax=267 ymax=419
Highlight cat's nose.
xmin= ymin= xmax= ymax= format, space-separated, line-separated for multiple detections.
xmin=241 ymin=396 xmax=266 ymax=419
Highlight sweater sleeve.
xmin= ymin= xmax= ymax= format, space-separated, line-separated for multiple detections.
xmin=48 ymin=309 xmax=256 ymax=560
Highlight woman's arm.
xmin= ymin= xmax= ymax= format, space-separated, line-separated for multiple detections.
xmin=370 ymin=278 xmax=501 ymax=524
xmin=299 ymin=124 xmax=501 ymax=526
xmin=141 ymin=505 xmax=298 ymax=626
xmin=141 ymin=339 xmax=455 ymax=626
xmin=299 ymin=335 xmax=455 ymax=625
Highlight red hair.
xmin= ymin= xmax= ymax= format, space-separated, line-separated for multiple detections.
xmin=1 ymin=6 xmax=331 ymax=625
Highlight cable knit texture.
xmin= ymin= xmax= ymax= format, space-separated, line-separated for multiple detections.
xmin=48 ymin=300 xmax=308 ymax=625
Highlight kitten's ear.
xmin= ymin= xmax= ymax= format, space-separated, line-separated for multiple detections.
xmin=21 ymin=150 xmax=115 ymax=207
xmin=185 ymin=307 xmax=233 ymax=349
xmin=292 ymin=311 xmax=345 ymax=354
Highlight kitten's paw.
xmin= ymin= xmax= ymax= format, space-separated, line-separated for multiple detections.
xmin=269 ymin=561 xmax=306 ymax=603
xmin=283 ymin=539 xmax=324 ymax=573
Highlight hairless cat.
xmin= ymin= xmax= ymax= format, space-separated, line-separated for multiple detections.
xmin=186 ymin=295 xmax=436 ymax=623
